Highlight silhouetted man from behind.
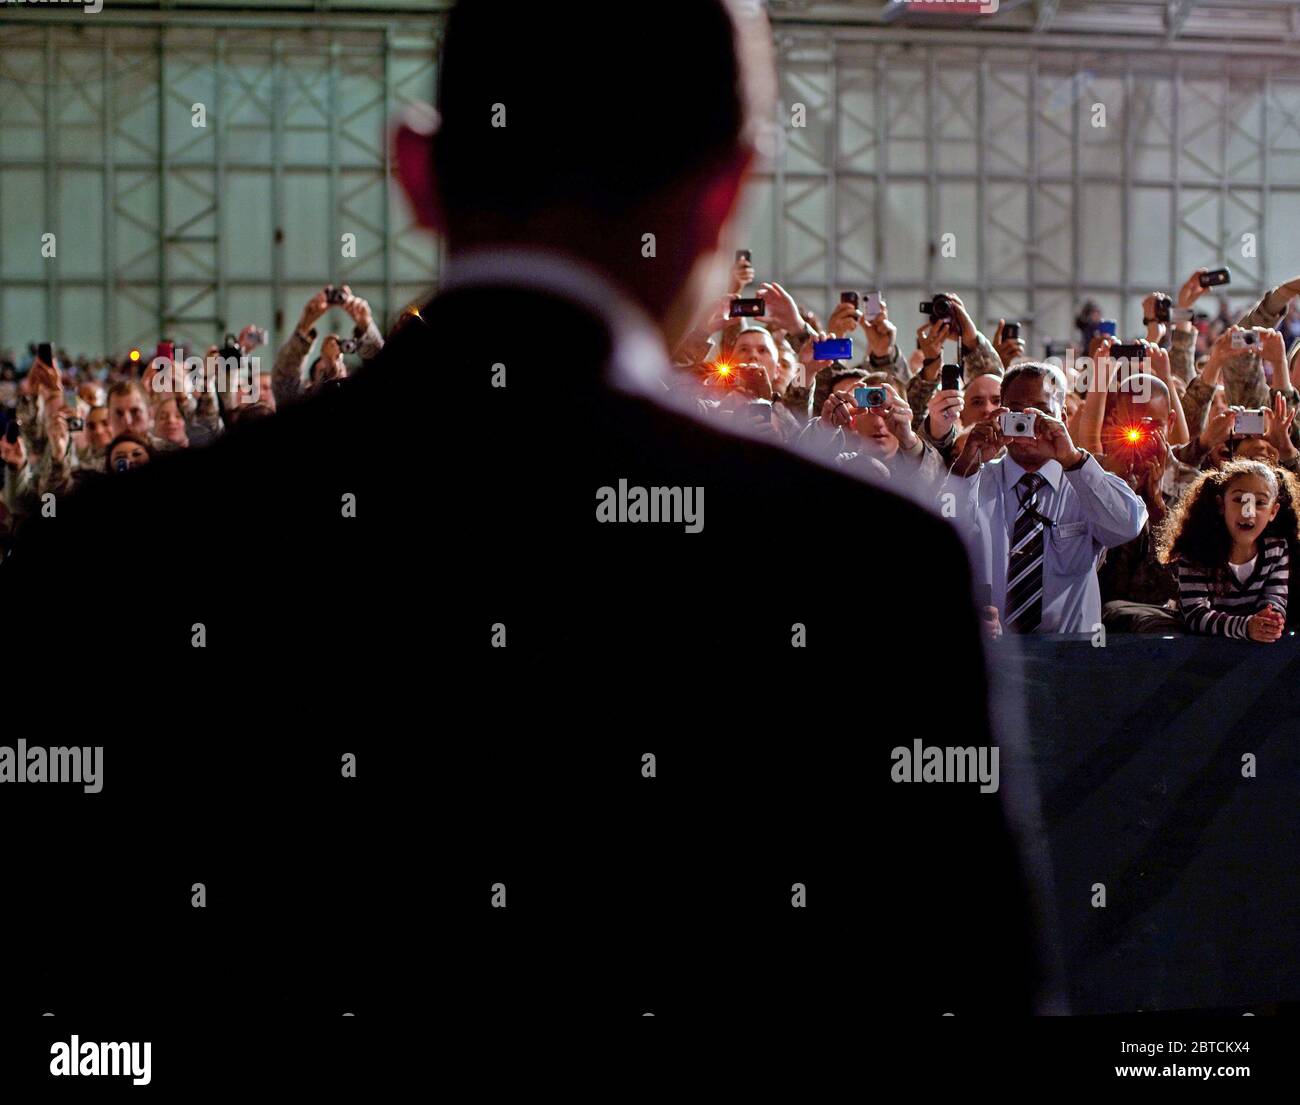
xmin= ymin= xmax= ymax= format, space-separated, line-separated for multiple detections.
xmin=6 ymin=0 xmax=1051 ymax=1018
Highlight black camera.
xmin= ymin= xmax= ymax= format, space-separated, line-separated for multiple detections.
xmin=1153 ymin=294 xmax=1172 ymax=323
xmin=325 ymin=286 xmax=348 ymax=305
xmin=1002 ymin=321 xmax=1021 ymax=341
xmin=66 ymin=417 xmax=84 ymax=433
xmin=338 ymin=337 xmax=359 ymax=355
xmin=920 ymin=296 xmax=953 ymax=322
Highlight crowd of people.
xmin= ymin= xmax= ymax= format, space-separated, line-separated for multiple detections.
xmin=4 ymin=248 xmax=1300 ymax=642
xmin=664 ymin=255 xmax=1300 ymax=641
xmin=0 ymin=285 xmax=388 ymax=546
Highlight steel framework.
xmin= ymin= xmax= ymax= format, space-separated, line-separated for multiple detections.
xmin=0 ymin=14 xmax=443 ymax=356
xmin=750 ymin=26 xmax=1300 ymax=352
xmin=6 ymin=8 xmax=1300 ymax=356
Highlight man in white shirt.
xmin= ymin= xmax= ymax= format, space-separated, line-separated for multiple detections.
xmin=956 ymin=362 xmax=1148 ymax=634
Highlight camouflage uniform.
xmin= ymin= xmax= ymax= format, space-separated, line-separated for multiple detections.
xmin=272 ymin=319 xmax=384 ymax=408
xmin=906 ymin=330 xmax=1002 ymax=435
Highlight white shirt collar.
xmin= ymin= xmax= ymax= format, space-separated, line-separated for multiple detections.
xmin=1001 ymin=452 xmax=1063 ymax=493
xmin=438 ymin=245 xmax=669 ymax=395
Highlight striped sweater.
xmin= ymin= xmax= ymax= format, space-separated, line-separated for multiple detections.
xmin=1173 ymin=536 xmax=1290 ymax=639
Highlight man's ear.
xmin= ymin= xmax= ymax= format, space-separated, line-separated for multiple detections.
xmin=393 ymin=107 xmax=444 ymax=234
xmin=692 ymin=149 xmax=754 ymax=256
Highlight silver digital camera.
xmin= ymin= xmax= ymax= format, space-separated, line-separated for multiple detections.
xmin=999 ymin=411 xmax=1037 ymax=439
xmin=1230 ymin=406 xmax=1267 ymax=436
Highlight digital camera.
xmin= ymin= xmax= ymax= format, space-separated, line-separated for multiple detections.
xmin=1000 ymin=411 xmax=1037 ymax=438
xmin=1231 ymin=331 xmax=1260 ymax=349
xmin=1231 ymin=406 xmax=1267 ymax=436
xmin=920 ymin=295 xmax=953 ymax=322
xmin=854 ymin=386 xmax=887 ymax=409
xmin=1120 ymin=416 xmax=1160 ymax=453
xmin=325 ymin=286 xmax=348 ymax=305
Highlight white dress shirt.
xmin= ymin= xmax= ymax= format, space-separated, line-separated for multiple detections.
xmin=965 ymin=452 xmax=1148 ymax=634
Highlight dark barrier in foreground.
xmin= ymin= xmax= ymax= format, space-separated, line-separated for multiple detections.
xmin=1014 ymin=634 xmax=1300 ymax=1014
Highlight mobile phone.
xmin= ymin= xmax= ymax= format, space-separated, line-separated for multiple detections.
xmin=1200 ymin=268 xmax=1231 ymax=288
xmin=1096 ymin=319 xmax=1118 ymax=337
xmin=1002 ymin=321 xmax=1021 ymax=341
xmin=37 ymin=342 xmax=54 ymax=365
xmin=735 ymin=249 xmax=751 ymax=264
xmin=729 ymin=297 xmax=765 ymax=318
xmin=840 ymin=291 xmax=859 ymax=307
xmin=864 ymin=291 xmax=882 ymax=321
xmin=325 ymin=286 xmax=347 ymax=305
xmin=941 ymin=363 xmax=964 ymax=391
xmin=812 ymin=338 xmax=853 ymax=361
xmin=1110 ymin=343 xmax=1145 ymax=360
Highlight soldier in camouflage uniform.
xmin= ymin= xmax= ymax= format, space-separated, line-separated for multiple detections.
xmin=273 ymin=287 xmax=385 ymax=409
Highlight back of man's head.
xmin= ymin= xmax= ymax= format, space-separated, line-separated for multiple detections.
xmin=433 ymin=0 xmax=773 ymax=230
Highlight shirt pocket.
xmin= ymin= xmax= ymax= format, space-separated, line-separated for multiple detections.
xmin=1049 ymin=522 xmax=1097 ymax=577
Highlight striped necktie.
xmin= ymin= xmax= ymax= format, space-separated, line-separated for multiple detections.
xmin=1006 ymin=472 xmax=1046 ymax=634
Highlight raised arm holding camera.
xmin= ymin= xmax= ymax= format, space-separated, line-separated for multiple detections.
xmin=272 ymin=285 xmax=385 ymax=408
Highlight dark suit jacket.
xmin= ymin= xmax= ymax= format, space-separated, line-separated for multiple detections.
xmin=4 ymin=281 xmax=1046 ymax=1018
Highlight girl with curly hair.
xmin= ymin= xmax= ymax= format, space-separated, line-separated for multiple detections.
xmin=1156 ymin=459 xmax=1300 ymax=641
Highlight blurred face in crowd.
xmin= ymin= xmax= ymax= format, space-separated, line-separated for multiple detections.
xmin=109 ymin=386 xmax=151 ymax=437
xmin=733 ymin=330 xmax=781 ymax=390
xmin=86 ymin=407 xmax=113 ymax=451
xmin=844 ymin=380 xmax=901 ymax=460
xmin=314 ymin=337 xmax=347 ymax=384
xmin=961 ymin=373 xmax=1001 ymax=427
xmin=1104 ymin=388 xmax=1172 ymax=443
xmin=109 ymin=440 xmax=150 ymax=472
xmin=1220 ymin=472 xmax=1279 ymax=541
xmin=1231 ymin=438 xmax=1279 ymax=466
xmin=154 ymin=398 xmax=188 ymax=446
xmin=1001 ymin=373 xmax=1058 ymax=471
xmin=776 ymin=343 xmax=800 ymax=395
